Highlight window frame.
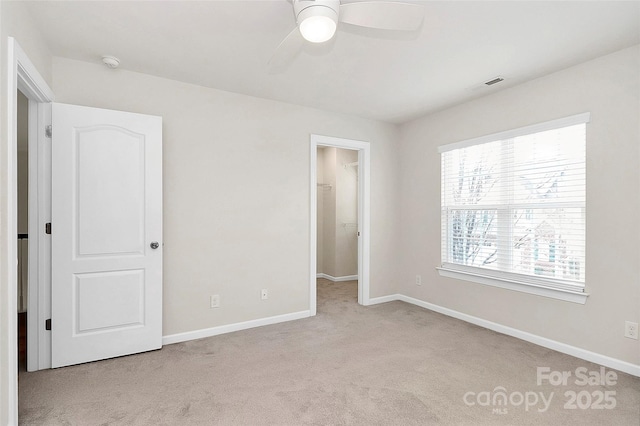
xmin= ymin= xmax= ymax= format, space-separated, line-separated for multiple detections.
xmin=438 ymin=113 xmax=590 ymax=304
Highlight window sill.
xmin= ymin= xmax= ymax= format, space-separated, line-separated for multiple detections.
xmin=436 ymin=267 xmax=589 ymax=304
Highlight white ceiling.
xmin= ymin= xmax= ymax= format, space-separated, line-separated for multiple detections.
xmin=24 ymin=1 xmax=640 ymax=124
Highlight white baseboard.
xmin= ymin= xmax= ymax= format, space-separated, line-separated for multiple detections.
xmin=316 ymin=273 xmax=358 ymax=282
xmin=398 ymin=295 xmax=640 ymax=377
xmin=162 ymin=310 xmax=311 ymax=345
xmin=161 ymin=292 xmax=640 ymax=377
xmin=367 ymin=294 xmax=402 ymax=305
xmin=362 ymin=293 xmax=640 ymax=377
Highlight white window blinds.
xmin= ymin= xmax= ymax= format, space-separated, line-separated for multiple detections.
xmin=440 ymin=113 xmax=589 ymax=292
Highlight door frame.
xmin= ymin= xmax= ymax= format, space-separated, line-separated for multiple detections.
xmin=4 ymin=37 xmax=54 ymax=424
xmin=309 ymin=134 xmax=371 ymax=315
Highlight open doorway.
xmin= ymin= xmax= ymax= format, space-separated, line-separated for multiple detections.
xmin=4 ymin=37 xmax=55 ymax=425
xmin=17 ymin=90 xmax=29 ymax=371
xmin=0 ymin=37 xmax=53 ymax=424
xmin=316 ymin=147 xmax=359 ymax=310
xmin=309 ymin=134 xmax=370 ymax=317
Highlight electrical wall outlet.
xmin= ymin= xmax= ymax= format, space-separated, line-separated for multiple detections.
xmin=416 ymin=275 xmax=422 ymax=286
xmin=624 ymin=321 xmax=638 ymax=339
xmin=261 ymin=289 xmax=268 ymax=300
xmin=210 ymin=294 xmax=220 ymax=308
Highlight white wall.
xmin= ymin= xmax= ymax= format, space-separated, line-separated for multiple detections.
xmin=399 ymin=45 xmax=640 ymax=366
xmin=52 ymin=57 xmax=401 ymax=336
xmin=0 ymin=1 xmax=54 ymax=423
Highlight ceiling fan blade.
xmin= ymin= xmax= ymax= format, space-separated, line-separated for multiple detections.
xmin=339 ymin=1 xmax=424 ymax=31
xmin=268 ymin=27 xmax=305 ymax=74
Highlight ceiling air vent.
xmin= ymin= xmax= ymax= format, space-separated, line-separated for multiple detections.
xmin=485 ymin=77 xmax=504 ymax=86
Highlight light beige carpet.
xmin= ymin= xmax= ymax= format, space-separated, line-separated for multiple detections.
xmin=19 ymin=279 xmax=640 ymax=425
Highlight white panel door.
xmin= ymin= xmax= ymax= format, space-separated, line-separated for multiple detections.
xmin=51 ymin=103 xmax=162 ymax=368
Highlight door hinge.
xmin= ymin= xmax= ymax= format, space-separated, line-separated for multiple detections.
xmin=45 ymin=223 xmax=51 ymax=234
xmin=45 ymin=319 xmax=51 ymax=331
xmin=45 ymin=125 xmax=52 ymax=138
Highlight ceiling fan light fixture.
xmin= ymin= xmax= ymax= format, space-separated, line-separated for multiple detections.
xmin=298 ymin=6 xmax=338 ymax=43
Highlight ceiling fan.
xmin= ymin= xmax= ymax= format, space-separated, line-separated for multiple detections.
xmin=268 ymin=0 xmax=425 ymax=73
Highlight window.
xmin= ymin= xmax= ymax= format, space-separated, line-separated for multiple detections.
xmin=438 ymin=113 xmax=589 ymax=303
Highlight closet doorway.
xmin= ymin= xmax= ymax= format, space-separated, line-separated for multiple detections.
xmin=316 ymin=147 xmax=358 ymax=282
xmin=309 ymin=134 xmax=370 ymax=316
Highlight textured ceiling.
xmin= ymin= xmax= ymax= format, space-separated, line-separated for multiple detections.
xmin=25 ymin=1 xmax=640 ymax=124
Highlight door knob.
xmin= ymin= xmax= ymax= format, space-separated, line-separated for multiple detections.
xmin=150 ymin=241 xmax=159 ymax=250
